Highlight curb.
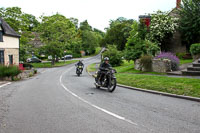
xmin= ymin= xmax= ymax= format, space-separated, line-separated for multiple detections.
xmin=86 ymin=66 xmax=200 ymax=102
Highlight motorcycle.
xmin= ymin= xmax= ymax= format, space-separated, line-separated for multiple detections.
xmin=95 ymin=68 xmax=117 ymax=92
xmin=76 ymin=65 xmax=83 ymax=76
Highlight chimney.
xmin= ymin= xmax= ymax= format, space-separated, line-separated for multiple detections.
xmin=176 ymin=0 xmax=181 ymax=8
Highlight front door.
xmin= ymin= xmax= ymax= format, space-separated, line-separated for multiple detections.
xmin=0 ymin=50 xmax=4 ymax=65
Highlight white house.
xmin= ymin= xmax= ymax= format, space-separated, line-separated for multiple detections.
xmin=0 ymin=17 xmax=20 ymax=66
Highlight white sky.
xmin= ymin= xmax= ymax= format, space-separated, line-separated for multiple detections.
xmin=1 ymin=0 xmax=177 ymax=31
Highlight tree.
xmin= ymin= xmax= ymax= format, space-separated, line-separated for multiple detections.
xmin=103 ymin=17 xmax=134 ymax=51
xmin=38 ymin=14 xmax=77 ymax=65
xmin=179 ymin=0 xmax=200 ymax=50
xmin=79 ymin=20 xmax=103 ymax=55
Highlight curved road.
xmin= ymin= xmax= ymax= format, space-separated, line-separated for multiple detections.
xmin=0 ymin=55 xmax=200 ymax=133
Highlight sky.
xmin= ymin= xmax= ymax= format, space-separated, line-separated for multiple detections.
xmin=1 ymin=0 xmax=177 ymax=31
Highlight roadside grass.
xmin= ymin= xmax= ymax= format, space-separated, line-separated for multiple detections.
xmin=87 ymin=60 xmax=200 ymax=98
xmin=180 ymin=59 xmax=193 ymax=65
xmin=87 ymin=63 xmax=97 ymax=72
xmin=31 ymin=60 xmax=78 ymax=68
xmin=116 ymin=73 xmax=200 ymax=98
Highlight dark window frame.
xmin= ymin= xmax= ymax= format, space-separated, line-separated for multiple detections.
xmin=0 ymin=50 xmax=4 ymax=65
xmin=0 ymin=31 xmax=3 ymax=42
xmin=9 ymin=55 xmax=13 ymax=65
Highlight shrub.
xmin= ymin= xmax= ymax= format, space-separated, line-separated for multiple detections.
xmin=139 ymin=55 xmax=152 ymax=71
xmin=0 ymin=65 xmax=21 ymax=79
xmin=190 ymin=43 xmax=200 ymax=55
xmin=155 ymin=52 xmax=180 ymax=71
xmin=145 ymin=40 xmax=160 ymax=56
xmin=103 ymin=45 xmax=123 ymax=67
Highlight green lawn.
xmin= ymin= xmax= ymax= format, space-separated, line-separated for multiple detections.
xmin=87 ymin=60 xmax=200 ymax=98
xmin=116 ymin=73 xmax=200 ymax=98
xmin=180 ymin=59 xmax=193 ymax=65
xmin=31 ymin=60 xmax=78 ymax=68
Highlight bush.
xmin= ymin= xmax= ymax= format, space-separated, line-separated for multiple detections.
xmin=155 ymin=52 xmax=180 ymax=71
xmin=0 ymin=65 xmax=21 ymax=79
xmin=190 ymin=43 xmax=200 ymax=55
xmin=139 ymin=55 xmax=152 ymax=71
xmin=103 ymin=45 xmax=123 ymax=67
xmin=145 ymin=40 xmax=160 ymax=56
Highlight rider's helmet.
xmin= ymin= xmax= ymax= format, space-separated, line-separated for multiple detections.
xmin=104 ymin=57 xmax=109 ymax=61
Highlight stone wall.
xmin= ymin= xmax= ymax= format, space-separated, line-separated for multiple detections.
xmin=152 ymin=59 xmax=172 ymax=73
xmin=135 ymin=59 xmax=172 ymax=73
xmin=4 ymin=48 xmax=19 ymax=66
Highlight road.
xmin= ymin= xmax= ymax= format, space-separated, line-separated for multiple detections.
xmin=0 ymin=55 xmax=200 ymax=133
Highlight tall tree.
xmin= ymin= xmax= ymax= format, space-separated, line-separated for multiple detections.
xmin=103 ymin=17 xmax=134 ymax=50
xmin=38 ymin=14 xmax=77 ymax=64
xmin=179 ymin=0 xmax=200 ymax=50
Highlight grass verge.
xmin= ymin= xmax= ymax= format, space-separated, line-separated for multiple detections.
xmin=87 ymin=61 xmax=200 ymax=98
xmin=180 ymin=59 xmax=193 ymax=65
xmin=116 ymin=73 xmax=200 ymax=98
xmin=31 ymin=60 xmax=78 ymax=68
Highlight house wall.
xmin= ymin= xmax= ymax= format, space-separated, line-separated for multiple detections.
xmin=4 ymin=48 xmax=19 ymax=65
xmin=0 ymin=35 xmax=19 ymax=49
xmin=0 ymin=35 xmax=19 ymax=65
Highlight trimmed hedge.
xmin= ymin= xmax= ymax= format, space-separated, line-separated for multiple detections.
xmin=190 ymin=43 xmax=200 ymax=55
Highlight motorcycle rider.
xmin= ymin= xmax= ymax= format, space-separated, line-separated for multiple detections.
xmin=96 ymin=57 xmax=111 ymax=85
xmin=76 ymin=60 xmax=84 ymax=73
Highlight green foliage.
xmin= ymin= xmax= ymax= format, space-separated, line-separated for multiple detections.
xmin=139 ymin=55 xmax=152 ymax=71
xmin=0 ymin=65 xmax=21 ymax=78
xmin=146 ymin=10 xmax=178 ymax=46
xmin=103 ymin=17 xmax=134 ymax=50
xmin=103 ymin=45 xmax=123 ymax=67
xmin=190 ymin=43 xmax=200 ymax=55
xmin=38 ymin=13 xmax=77 ymax=64
xmin=179 ymin=0 xmax=200 ymax=48
xmin=79 ymin=20 xmax=103 ymax=55
xmin=176 ymin=52 xmax=187 ymax=59
xmin=146 ymin=40 xmax=160 ymax=56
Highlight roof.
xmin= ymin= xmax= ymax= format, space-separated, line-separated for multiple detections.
xmin=0 ymin=17 xmax=20 ymax=38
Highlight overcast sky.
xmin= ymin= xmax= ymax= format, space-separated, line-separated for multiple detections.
xmin=1 ymin=0 xmax=177 ymax=31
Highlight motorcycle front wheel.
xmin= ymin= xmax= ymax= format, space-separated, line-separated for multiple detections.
xmin=107 ymin=78 xmax=116 ymax=92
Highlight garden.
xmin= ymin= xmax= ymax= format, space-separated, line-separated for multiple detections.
xmin=88 ymin=0 xmax=200 ymax=98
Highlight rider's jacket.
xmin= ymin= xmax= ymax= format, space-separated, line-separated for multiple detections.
xmin=99 ymin=62 xmax=111 ymax=71
xmin=77 ymin=61 xmax=84 ymax=66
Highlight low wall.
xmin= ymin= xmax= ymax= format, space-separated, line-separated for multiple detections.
xmin=152 ymin=59 xmax=171 ymax=73
xmin=135 ymin=59 xmax=171 ymax=73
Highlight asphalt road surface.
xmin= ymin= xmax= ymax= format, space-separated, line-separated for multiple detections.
xmin=0 ymin=55 xmax=200 ymax=133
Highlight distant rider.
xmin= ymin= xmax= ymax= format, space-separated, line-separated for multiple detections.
xmin=96 ymin=57 xmax=111 ymax=85
xmin=76 ymin=60 xmax=84 ymax=73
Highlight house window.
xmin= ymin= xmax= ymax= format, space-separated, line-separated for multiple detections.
xmin=9 ymin=55 xmax=13 ymax=65
xmin=0 ymin=31 xmax=3 ymax=42
xmin=0 ymin=50 xmax=4 ymax=65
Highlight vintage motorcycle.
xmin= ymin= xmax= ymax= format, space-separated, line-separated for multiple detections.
xmin=95 ymin=68 xmax=117 ymax=92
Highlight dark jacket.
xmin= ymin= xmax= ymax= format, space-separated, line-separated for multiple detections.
xmin=99 ymin=62 xmax=111 ymax=71
xmin=77 ymin=61 xmax=84 ymax=66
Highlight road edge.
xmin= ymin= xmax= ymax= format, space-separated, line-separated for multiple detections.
xmin=0 ymin=82 xmax=12 ymax=88
xmin=86 ymin=66 xmax=200 ymax=102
